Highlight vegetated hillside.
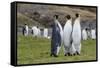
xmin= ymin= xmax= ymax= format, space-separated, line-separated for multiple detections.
xmin=17 ymin=3 xmax=96 ymax=28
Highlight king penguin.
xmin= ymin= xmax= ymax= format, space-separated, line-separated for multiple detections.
xmin=63 ymin=15 xmax=73 ymax=56
xmin=54 ymin=17 xmax=63 ymax=56
xmin=23 ymin=24 xmax=28 ymax=36
xmin=82 ymin=28 xmax=88 ymax=40
xmin=91 ymin=29 xmax=96 ymax=39
xmin=31 ymin=26 xmax=38 ymax=37
xmin=72 ymin=13 xmax=81 ymax=55
xmin=51 ymin=15 xmax=62 ymax=57
xmin=43 ymin=28 xmax=48 ymax=38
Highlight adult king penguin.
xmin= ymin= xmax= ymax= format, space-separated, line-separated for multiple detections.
xmin=51 ymin=15 xmax=62 ymax=57
xmin=31 ymin=26 xmax=38 ymax=37
xmin=82 ymin=28 xmax=88 ymax=40
xmin=36 ymin=26 xmax=41 ymax=37
xmin=54 ymin=16 xmax=63 ymax=56
xmin=72 ymin=13 xmax=81 ymax=55
xmin=91 ymin=29 xmax=96 ymax=39
xmin=43 ymin=28 xmax=48 ymax=38
xmin=23 ymin=24 xmax=28 ymax=36
xmin=63 ymin=15 xmax=73 ymax=56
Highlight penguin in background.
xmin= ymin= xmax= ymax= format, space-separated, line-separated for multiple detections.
xmin=51 ymin=15 xmax=62 ymax=57
xmin=63 ymin=15 xmax=73 ymax=56
xmin=37 ymin=26 xmax=41 ymax=37
xmin=43 ymin=28 xmax=48 ymax=38
xmin=72 ymin=13 xmax=82 ymax=55
xmin=31 ymin=26 xmax=38 ymax=37
xmin=91 ymin=29 xmax=96 ymax=40
xmin=23 ymin=24 xmax=28 ymax=36
xmin=38 ymin=27 xmax=41 ymax=37
xmin=87 ymin=28 xmax=91 ymax=39
xmin=82 ymin=28 xmax=88 ymax=40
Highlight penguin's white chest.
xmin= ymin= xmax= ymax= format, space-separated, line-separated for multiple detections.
xmin=82 ymin=29 xmax=87 ymax=40
xmin=91 ymin=29 xmax=96 ymax=39
xmin=38 ymin=28 xmax=41 ymax=36
xmin=32 ymin=26 xmax=38 ymax=36
xmin=25 ymin=26 xmax=28 ymax=31
xmin=63 ymin=21 xmax=72 ymax=44
xmin=72 ymin=20 xmax=81 ymax=44
xmin=56 ymin=20 xmax=63 ymax=41
xmin=44 ymin=28 xmax=48 ymax=37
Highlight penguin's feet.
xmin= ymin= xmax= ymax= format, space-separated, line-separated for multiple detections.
xmin=71 ymin=53 xmax=76 ymax=56
xmin=76 ymin=51 xmax=80 ymax=55
xmin=50 ymin=54 xmax=58 ymax=57
xmin=73 ymin=53 xmax=76 ymax=56
xmin=64 ymin=53 xmax=71 ymax=56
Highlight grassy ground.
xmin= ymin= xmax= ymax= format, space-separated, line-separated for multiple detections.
xmin=17 ymin=35 xmax=96 ymax=65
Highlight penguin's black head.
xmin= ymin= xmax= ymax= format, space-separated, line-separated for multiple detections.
xmin=85 ymin=28 xmax=88 ymax=31
xmin=75 ymin=13 xmax=79 ymax=18
xmin=54 ymin=15 xmax=59 ymax=19
xmin=66 ymin=15 xmax=71 ymax=20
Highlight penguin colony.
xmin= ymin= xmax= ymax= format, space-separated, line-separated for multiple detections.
xmin=22 ymin=13 xmax=96 ymax=57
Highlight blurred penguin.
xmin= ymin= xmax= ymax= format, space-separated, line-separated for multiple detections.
xmin=43 ymin=28 xmax=48 ymax=38
xmin=87 ymin=29 xmax=91 ymax=39
xmin=72 ymin=13 xmax=81 ymax=55
xmin=37 ymin=26 xmax=41 ymax=37
xmin=82 ymin=28 xmax=88 ymax=40
xmin=91 ymin=29 xmax=96 ymax=39
xmin=23 ymin=24 xmax=28 ymax=36
xmin=63 ymin=15 xmax=74 ymax=56
xmin=51 ymin=15 xmax=62 ymax=57
xmin=31 ymin=26 xmax=38 ymax=37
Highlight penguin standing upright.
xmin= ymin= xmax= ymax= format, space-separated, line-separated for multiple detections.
xmin=87 ymin=29 xmax=91 ymax=39
xmin=23 ymin=24 xmax=28 ymax=36
xmin=63 ymin=15 xmax=73 ymax=56
xmin=91 ymin=29 xmax=96 ymax=39
xmin=72 ymin=13 xmax=81 ymax=55
xmin=51 ymin=15 xmax=61 ymax=57
xmin=43 ymin=28 xmax=48 ymax=38
xmin=55 ymin=17 xmax=63 ymax=56
xmin=38 ymin=27 xmax=41 ymax=37
xmin=82 ymin=28 xmax=88 ymax=40
xmin=31 ymin=26 xmax=38 ymax=37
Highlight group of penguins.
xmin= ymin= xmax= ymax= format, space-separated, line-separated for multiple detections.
xmin=82 ymin=28 xmax=96 ymax=40
xmin=51 ymin=13 xmax=96 ymax=57
xmin=22 ymin=13 xmax=96 ymax=57
xmin=22 ymin=24 xmax=49 ymax=38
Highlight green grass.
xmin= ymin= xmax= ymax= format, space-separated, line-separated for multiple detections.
xmin=17 ymin=35 xmax=96 ymax=65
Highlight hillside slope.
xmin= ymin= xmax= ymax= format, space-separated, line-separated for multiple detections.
xmin=17 ymin=3 xmax=96 ymax=28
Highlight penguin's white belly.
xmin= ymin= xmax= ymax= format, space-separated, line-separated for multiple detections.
xmin=44 ymin=29 xmax=48 ymax=37
xmin=33 ymin=27 xmax=38 ymax=36
xmin=25 ymin=26 xmax=28 ymax=32
xmin=35 ymin=29 xmax=38 ymax=36
xmin=63 ymin=24 xmax=72 ymax=46
xmin=91 ymin=30 xmax=96 ymax=39
xmin=72 ymin=24 xmax=81 ymax=44
xmin=57 ymin=22 xmax=63 ymax=42
xmin=82 ymin=30 xmax=87 ymax=40
xmin=38 ymin=29 xmax=41 ymax=36
xmin=60 ymin=30 xmax=63 ymax=42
